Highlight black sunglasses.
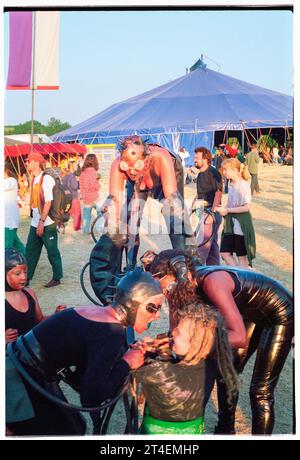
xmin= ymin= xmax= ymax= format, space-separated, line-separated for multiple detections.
xmin=145 ymin=303 xmax=162 ymax=314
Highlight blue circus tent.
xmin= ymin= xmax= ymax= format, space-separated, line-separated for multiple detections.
xmin=53 ymin=60 xmax=293 ymax=163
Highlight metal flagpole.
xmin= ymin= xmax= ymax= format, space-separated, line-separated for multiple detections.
xmin=30 ymin=11 xmax=36 ymax=149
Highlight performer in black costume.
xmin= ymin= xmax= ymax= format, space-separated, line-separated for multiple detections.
xmin=6 ymin=269 xmax=163 ymax=436
xmin=147 ymin=249 xmax=294 ymax=435
xmin=89 ymin=136 xmax=196 ymax=305
xmin=133 ymin=302 xmax=239 ymax=434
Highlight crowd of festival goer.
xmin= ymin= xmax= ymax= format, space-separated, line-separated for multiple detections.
xmin=5 ymin=138 xmax=293 ymax=437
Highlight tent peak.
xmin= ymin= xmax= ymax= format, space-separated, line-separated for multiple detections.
xmin=189 ymin=55 xmax=207 ymax=72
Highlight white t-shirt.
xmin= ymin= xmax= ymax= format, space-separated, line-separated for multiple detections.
xmin=31 ymin=172 xmax=55 ymax=227
xmin=178 ymin=149 xmax=190 ymax=168
xmin=227 ymin=179 xmax=251 ymax=236
xmin=5 ymin=177 xmax=20 ymax=229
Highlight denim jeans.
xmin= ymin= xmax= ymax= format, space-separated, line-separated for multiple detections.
xmin=82 ymin=202 xmax=102 ymax=234
xmin=197 ymin=210 xmax=222 ymax=265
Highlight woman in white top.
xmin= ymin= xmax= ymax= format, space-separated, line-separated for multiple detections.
xmin=217 ymin=158 xmax=256 ymax=267
xmin=4 ymin=164 xmax=25 ymax=255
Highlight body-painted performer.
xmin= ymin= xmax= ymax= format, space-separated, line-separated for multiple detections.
xmin=6 ymin=269 xmax=163 ymax=436
xmin=133 ymin=303 xmax=238 ymax=435
xmin=5 ymin=248 xmax=66 ymax=346
xmin=89 ymin=136 xmax=196 ymax=305
xmin=146 ymin=249 xmax=293 ymax=435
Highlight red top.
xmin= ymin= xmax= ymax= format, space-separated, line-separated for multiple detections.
xmin=225 ymin=144 xmax=238 ymax=158
xmin=79 ymin=167 xmax=100 ymax=205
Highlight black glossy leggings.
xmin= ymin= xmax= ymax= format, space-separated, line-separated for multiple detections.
xmin=216 ymin=321 xmax=294 ymax=434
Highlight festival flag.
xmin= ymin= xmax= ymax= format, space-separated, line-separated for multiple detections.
xmin=34 ymin=12 xmax=60 ymax=89
xmin=6 ymin=11 xmax=60 ymax=90
xmin=6 ymin=12 xmax=33 ymax=89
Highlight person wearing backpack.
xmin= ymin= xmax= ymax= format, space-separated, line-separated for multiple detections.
xmin=79 ymin=154 xmax=101 ymax=234
xmin=25 ymin=152 xmax=63 ymax=288
xmin=62 ymin=161 xmax=81 ymax=231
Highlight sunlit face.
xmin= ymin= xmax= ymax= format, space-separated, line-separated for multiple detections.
xmin=221 ymin=165 xmax=239 ymax=181
xmin=26 ymin=159 xmax=39 ymax=173
xmin=194 ymin=152 xmax=205 ymax=169
xmin=120 ymin=143 xmax=146 ymax=181
xmin=133 ymin=294 xmax=164 ymax=334
xmin=172 ymin=319 xmax=192 ymax=357
xmin=6 ymin=264 xmax=28 ymax=290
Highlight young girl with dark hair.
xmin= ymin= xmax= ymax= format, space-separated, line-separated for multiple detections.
xmin=5 ymin=248 xmax=65 ymax=346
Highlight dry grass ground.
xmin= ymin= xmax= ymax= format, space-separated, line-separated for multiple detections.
xmin=17 ymin=164 xmax=293 ymax=436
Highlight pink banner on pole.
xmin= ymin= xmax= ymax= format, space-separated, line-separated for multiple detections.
xmin=6 ymin=12 xmax=33 ymax=89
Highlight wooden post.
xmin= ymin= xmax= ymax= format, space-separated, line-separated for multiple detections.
xmin=16 ymin=155 xmax=21 ymax=178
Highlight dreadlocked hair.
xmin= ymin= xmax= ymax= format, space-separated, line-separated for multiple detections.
xmin=214 ymin=313 xmax=240 ymax=405
xmin=177 ymin=303 xmax=239 ymax=405
xmin=149 ymin=249 xmax=202 ymax=323
xmin=168 ymin=279 xmax=198 ymax=324
xmin=149 ymin=249 xmax=202 ymax=277
xmin=177 ymin=303 xmax=218 ymax=366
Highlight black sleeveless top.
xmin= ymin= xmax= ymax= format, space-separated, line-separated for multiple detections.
xmin=195 ymin=266 xmax=293 ymax=326
xmin=5 ymin=289 xmax=37 ymax=335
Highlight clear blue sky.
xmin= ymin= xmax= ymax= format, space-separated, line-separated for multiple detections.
xmin=3 ymin=8 xmax=293 ymax=127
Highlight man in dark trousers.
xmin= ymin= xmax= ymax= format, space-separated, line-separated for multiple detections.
xmin=192 ymin=146 xmax=223 ymax=265
xmin=246 ymin=143 xmax=260 ymax=194
xmin=25 ymin=152 xmax=63 ymax=288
